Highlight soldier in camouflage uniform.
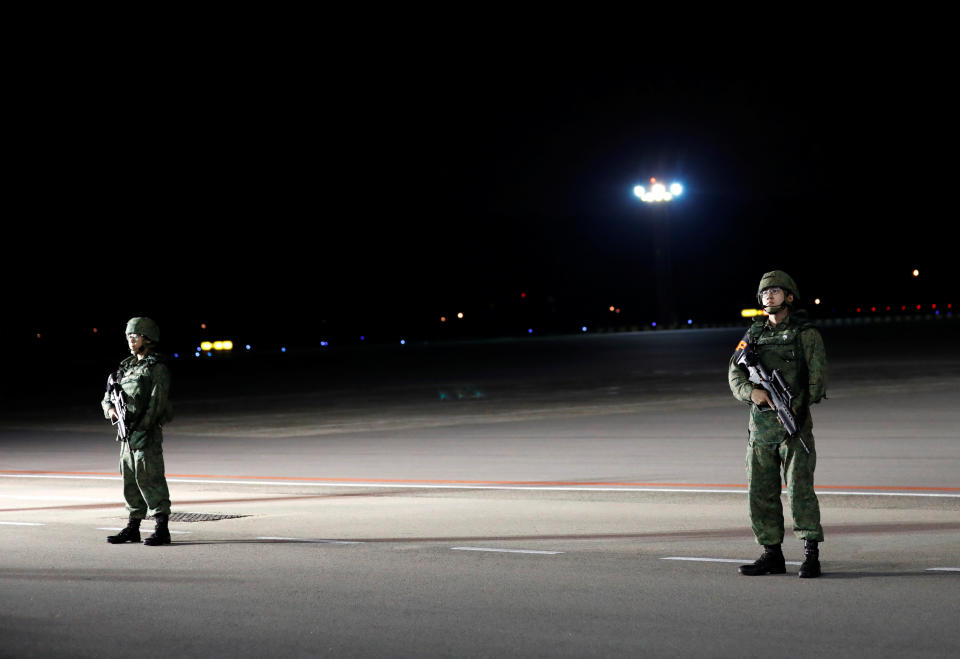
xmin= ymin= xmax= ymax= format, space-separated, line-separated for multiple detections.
xmin=102 ymin=317 xmax=174 ymax=546
xmin=728 ymin=271 xmax=827 ymax=578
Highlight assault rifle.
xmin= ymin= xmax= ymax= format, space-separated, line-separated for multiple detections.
xmin=106 ymin=370 xmax=130 ymax=442
xmin=734 ymin=335 xmax=809 ymax=454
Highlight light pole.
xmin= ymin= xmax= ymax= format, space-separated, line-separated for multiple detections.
xmin=634 ymin=179 xmax=683 ymax=328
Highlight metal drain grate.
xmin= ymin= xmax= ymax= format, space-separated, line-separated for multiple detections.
xmin=151 ymin=512 xmax=249 ymax=523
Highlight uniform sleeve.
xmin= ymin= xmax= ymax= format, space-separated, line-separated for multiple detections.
xmin=101 ymin=390 xmax=114 ymax=420
xmin=801 ymin=328 xmax=828 ymax=404
xmin=135 ymin=363 xmax=171 ymax=431
xmin=728 ymin=353 xmax=755 ymax=405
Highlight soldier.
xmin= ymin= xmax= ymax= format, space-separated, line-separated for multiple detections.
xmin=728 ymin=271 xmax=827 ymax=578
xmin=102 ymin=317 xmax=174 ymax=546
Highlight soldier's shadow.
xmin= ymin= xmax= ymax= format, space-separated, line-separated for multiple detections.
xmin=166 ymin=539 xmax=360 ymax=546
xmin=818 ymin=571 xmax=953 ymax=579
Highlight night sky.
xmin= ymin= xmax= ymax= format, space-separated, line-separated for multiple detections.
xmin=7 ymin=51 xmax=954 ymax=352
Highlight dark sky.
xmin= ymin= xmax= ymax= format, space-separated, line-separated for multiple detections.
xmin=7 ymin=49 xmax=954 ymax=349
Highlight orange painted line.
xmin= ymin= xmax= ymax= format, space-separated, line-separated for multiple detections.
xmin=2 ymin=470 xmax=959 ymax=492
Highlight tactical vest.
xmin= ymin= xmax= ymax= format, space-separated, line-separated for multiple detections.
xmin=746 ymin=317 xmax=813 ymax=403
xmin=118 ymin=354 xmax=174 ymax=428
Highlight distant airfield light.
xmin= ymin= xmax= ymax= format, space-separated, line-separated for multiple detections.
xmin=321 ymin=341 xmax=328 ymax=347
xmin=201 ymin=323 xmax=207 ymax=329
xmin=457 ymin=312 xmax=464 ymax=319
xmin=400 ymin=339 xmax=406 ymax=345
xmin=440 ymin=316 xmax=447 ymax=322
xmin=528 ymin=328 xmax=533 ymax=334
xmin=281 ymin=347 xmax=287 ymax=353
xmin=195 ymin=352 xmax=200 ymax=358
xmin=581 ymin=326 xmax=588 ymax=332
xmin=201 ymin=341 xmax=213 ymax=351
xmin=609 ymin=306 xmax=616 ymax=312
xmin=634 ymin=179 xmax=683 ymax=203
xmin=814 ymin=298 xmax=821 ymax=305
xmin=913 ymin=269 xmax=920 ymax=277
xmin=245 ymin=344 xmax=251 ymax=350
xmin=92 ymin=327 xmax=98 ymax=333
xmin=360 ymin=336 xmax=366 ymax=341
xmin=173 ymin=353 xmax=179 ymax=359
xmin=223 ymin=341 xmax=233 ymax=350
xmin=687 ymin=319 xmax=693 ymax=325
xmin=213 ymin=341 xmax=224 ymax=351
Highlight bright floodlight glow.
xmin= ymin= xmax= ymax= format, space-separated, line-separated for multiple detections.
xmin=634 ymin=180 xmax=683 ymax=203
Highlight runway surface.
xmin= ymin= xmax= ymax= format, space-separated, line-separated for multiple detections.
xmin=2 ymin=322 xmax=958 ymax=657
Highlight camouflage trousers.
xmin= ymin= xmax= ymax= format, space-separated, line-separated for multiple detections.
xmin=746 ymin=432 xmax=823 ymax=545
xmin=120 ymin=440 xmax=171 ymax=518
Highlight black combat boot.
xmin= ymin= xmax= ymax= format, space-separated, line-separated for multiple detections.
xmin=738 ymin=544 xmax=787 ymax=575
xmin=107 ymin=518 xmax=142 ymax=544
xmin=798 ymin=540 xmax=821 ymax=578
xmin=143 ymin=514 xmax=171 ymax=546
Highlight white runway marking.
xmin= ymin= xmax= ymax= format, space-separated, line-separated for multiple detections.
xmin=0 ymin=521 xmax=46 ymax=526
xmin=1 ymin=495 xmax=106 ymax=501
xmin=925 ymin=568 xmax=960 ymax=572
xmin=256 ymin=536 xmax=362 ymax=544
xmin=451 ymin=546 xmax=564 ymax=555
xmin=661 ymin=556 xmax=802 ymax=566
xmin=3 ymin=473 xmax=960 ymax=498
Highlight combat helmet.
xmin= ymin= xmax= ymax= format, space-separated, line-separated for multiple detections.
xmin=757 ymin=270 xmax=799 ymax=313
xmin=125 ymin=317 xmax=160 ymax=343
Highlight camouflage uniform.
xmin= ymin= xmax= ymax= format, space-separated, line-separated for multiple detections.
xmin=728 ymin=304 xmax=827 ymax=546
xmin=102 ymin=344 xmax=174 ymax=519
